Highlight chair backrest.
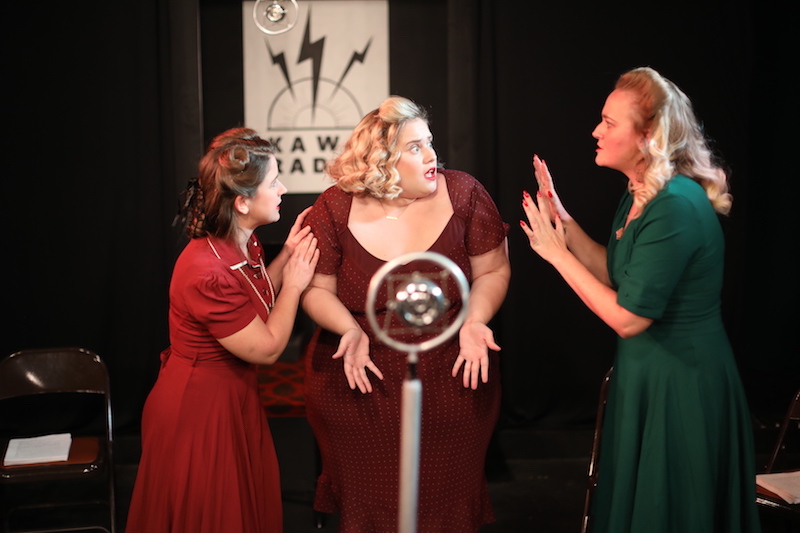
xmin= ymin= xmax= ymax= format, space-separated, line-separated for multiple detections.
xmin=581 ymin=366 xmax=613 ymax=533
xmin=789 ymin=390 xmax=800 ymax=420
xmin=0 ymin=347 xmax=109 ymax=400
xmin=0 ymin=347 xmax=112 ymax=442
xmin=765 ymin=388 xmax=800 ymax=473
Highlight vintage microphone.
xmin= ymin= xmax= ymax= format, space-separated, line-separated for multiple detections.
xmin=366 ymin=252 xmax=470 ymax=533
xmin=252 ymin=0 xmax=299 ymax=35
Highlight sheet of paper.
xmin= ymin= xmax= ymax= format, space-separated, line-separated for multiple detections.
xmin=3 ymin=433 xmax=72 ymax=466
xmin=757 ymin=471 xmax=800 ymax=504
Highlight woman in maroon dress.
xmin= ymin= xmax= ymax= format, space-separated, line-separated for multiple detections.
xmin=301 ymin=96 xmax=510 ymax=532
xmin=126 ymin=128 xmax=319 ymax=533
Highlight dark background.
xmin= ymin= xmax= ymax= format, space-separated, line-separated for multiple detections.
xmin=4 ymin=0 xmax=796 ymax=440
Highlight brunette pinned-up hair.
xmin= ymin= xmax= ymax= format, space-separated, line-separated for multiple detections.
xmin=179 ymin=127 xmax=276 ymax=241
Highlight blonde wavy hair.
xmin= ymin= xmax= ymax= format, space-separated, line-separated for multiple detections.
xmin=326 ymin=96 xmax=429 ymax=199
xmin=617 ymin=67 xmax=732 ymax=215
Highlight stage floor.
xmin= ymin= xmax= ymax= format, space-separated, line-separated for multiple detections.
xmin=112 ymin=419 xmax=795 ymax=532
xmin=5 ymin=417 xmax=796 ymax=532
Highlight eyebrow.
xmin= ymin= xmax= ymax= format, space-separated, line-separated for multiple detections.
xmin=404 ymin=135 xmax=433 ymax=146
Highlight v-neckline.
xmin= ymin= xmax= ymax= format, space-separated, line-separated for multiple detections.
xmin=345 ymin=215 xmax=456 ymax=263
xmin=345 ymin=173 xmax=455 ymax=262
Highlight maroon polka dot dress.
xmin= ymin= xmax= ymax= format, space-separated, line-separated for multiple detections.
xmin=304 ymin=169 xmax=508 ymax=532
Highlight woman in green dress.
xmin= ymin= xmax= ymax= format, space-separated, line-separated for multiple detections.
xmin=520 ymin=67 xmax=761 ymax=532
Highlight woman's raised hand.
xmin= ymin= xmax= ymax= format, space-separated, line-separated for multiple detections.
xmin=520 ymin=189 xmax=568 ymax=265
xmin=532 ymin=155 xmax=570 ymax=223
xmin=283 ymin=206 xmax=314 ymax=255
xmin=282 ymin=232 xmax=319 ymax=292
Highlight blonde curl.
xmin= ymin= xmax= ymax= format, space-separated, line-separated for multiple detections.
xmin=327 ymin=96 xmax=428 ymax=199
xmin=617 ymin=67 xmax=731 ymax=215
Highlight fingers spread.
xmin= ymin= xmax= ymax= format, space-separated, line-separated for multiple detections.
xmin=451 ymin=356 xmax=464 ymax=378
xmin=366 ymin=361 xmax=384 ymax=381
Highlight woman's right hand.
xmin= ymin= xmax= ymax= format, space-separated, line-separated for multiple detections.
xmin=532 ymin=155 xmax=570 ymax=223
xmin=282 ymin=206 xmax=314 ymax=255
xmin=281 ymin=232 xmax=319 ymax=292
xmin=332 ymin=327 xmax=384 ymax=394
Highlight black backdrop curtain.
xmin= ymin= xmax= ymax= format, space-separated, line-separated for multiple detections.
xmin=5 ymin=0 xmax=175 ymax=431
xmin=3 ymin=0 xmax=795 ymax=436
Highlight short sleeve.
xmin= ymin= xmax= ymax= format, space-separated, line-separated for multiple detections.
xmin=447 ymin=170 xmax=508 ymax=256
xmin=616 ymin=194 xmax=700 ymax=319
xmin=185 ymin=270 xmax=257 ymax=339
xmin=305 ymin=186 xmax=347 ymax=275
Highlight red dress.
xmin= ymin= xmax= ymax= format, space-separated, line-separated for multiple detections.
xmin=126 ymin=235 xmax=283 ymax=533
xmin=304 ymin=169 xmax=508 ymax=532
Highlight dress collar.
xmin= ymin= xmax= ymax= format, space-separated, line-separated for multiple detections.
xmin=205 ymin=234 xmax=262 ymax=269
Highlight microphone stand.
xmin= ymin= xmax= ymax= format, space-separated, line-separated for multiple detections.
xmin=365 ymin=251 xmax=469 ymax=533
xmin=398 ymin=349 xmax=421 ymax=533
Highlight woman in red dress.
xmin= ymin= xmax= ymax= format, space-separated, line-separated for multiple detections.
xmin=301 ymin=96 xmax=510 ymax=532
xmin=126 ymin=127 xmax=319 ymax=533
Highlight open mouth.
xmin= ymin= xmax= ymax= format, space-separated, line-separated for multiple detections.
xmin=424 ymin=168 xmax=437 ymax=180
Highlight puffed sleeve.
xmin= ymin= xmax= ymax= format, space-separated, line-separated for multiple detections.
xmin=616 ymin=193 xmax=701 ymax=319
xmin=448 ymin=170 xmax=508 ymax=256
xmin=185 ymin=270 xmax=258 ymax=339
xmin=305 ymin=186 xmax=347 ymax=276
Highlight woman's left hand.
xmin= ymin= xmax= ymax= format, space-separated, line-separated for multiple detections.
xmin=520 ymin=190 xmax=568 ymax=265
xmin=452 ymin=321 xmax=500 ymax=390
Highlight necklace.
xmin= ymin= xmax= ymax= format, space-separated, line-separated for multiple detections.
xmin=615 ymin=200 xmax=643 ymax=240
xmin=206 ymin=237 xmax=275 ymax=314
xmin=380 ymin=198 xmax=417 ymax=220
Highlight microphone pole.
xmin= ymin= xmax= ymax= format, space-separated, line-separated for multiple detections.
xmin=365 ymin=252 xmax=469 ymax=533
xmin=398 ymin=349 xmax=420 ymax=533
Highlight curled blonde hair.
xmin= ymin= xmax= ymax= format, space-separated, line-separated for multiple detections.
xmin=617 ymin=67 xmax=732 ymax=215
xmin=326 ymin=96 xmax=428 ymax=199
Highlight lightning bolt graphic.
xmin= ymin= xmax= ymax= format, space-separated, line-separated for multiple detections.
xmin=297 ymin=13 xmax=325 ymax=121
xmin=265 ymin=41 xmax=293 ymax=97
xmin=333 ymin=38 xmax=372 ymax=97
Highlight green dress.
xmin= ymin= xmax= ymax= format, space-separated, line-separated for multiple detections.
xmin=594 ymin=175 xmax=761 ymax=532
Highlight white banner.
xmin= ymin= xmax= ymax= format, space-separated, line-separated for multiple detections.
xmin=243 ymin=0 xmax=390 ymax=193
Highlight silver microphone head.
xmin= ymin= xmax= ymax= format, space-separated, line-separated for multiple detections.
xmin=367 ymin=251 xmax=469 ymax=355
xmin=264 ymin=3 xmax=287 ymax=22
xmin=253 ymin=0 xmax=299 ymax=35
xmin=390 ymin=275 xmax=447 ymax=328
